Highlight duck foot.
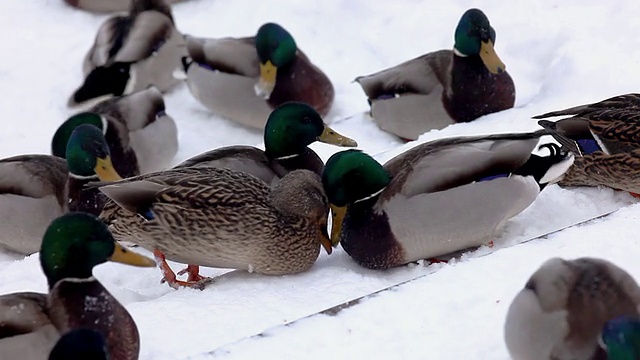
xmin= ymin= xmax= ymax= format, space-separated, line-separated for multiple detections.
xmin=152 ymin=250 xmax=214 ymax=290
xmin=177 ymin=265 xmax=207 ymax=282
xmin=427 ymin=258 xmax=449 ymax=264
xmin=487 ymin=240 xmax=495 ymax=248
xmin=630 ymin=192 xmax=640 ymax=199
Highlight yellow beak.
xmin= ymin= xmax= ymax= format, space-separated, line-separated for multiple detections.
xmin=319 ymin=126 xmax=358 ymax=147
xmin=330 ymin=205 xmax=347 ymax=247
xmin=95 ymin=156 xmax=122 ymax=181
xmin=110 ymin=242 xmax=156 ymax=267
xmin=255 ymin=60 xmax=277 ymax=99
xmin=479 ymin=40 xmax=506 ymax=74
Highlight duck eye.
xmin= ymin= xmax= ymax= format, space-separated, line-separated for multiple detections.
xmin=302 ymin=116 xmax=311 ymax=124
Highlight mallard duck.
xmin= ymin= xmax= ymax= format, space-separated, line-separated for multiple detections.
xmin=355 ymin=8 xmax=515 ymax=141
xmin=181 ymin=22 xmax=334 ymax=129
xmin=601 ymin=316 xmax=640 ymax=359
xmin=0 ymin=212 xmax=156 ymax=360
xmin=175 ymin=102 xmax=357 ymax=184
xmin=54 ymin=87 xmax=178 ymax=175
xmin=504 ymin=257 xmax=640 ymax=360
xmin=0 ymin=124 xmax=123 ymax=254
xmin=97 ymin=167 xmax=330 ymax=289
xmin=48 ymin=329 xmax=108 ymax=360
xmin=535 ymin=93 xmax=640 ymax=196
xmin=69 ymin=0 xmax=186 ymax=107
xmin=63 ymin=0 xmax=185 ymax=13
xmin=321 ymin=131 xmax=574 ymax=269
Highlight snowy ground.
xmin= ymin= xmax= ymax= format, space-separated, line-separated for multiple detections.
xmin=1 ymin=0 xmax=640 ymax=359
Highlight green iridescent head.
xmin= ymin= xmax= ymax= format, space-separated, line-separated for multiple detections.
xmin=52 ymin=112 xmax=105 ymax=158
xmin=254 ymin=23 xmax=298 ymax=99
xmin=454 ymin=8 xmax=505 ymax=74
xmin=601 ymin=316 xmax=640 ymax=360
xmin=264 ymin=102 xmax=357 ymax=159
xmin=321 ymin=149 xmax=391 ymax=207
xmin=39 ymin=213 xmax=156 ymax=289
xmin=65 ymin=124 xmax=121 ymax=180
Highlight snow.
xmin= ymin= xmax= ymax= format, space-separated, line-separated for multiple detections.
xmin=1 ymin=0 xmax=640 ymax=359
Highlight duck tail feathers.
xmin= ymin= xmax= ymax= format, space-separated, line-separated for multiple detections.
xmin=514 ymin=143 xmax=575 ymax=189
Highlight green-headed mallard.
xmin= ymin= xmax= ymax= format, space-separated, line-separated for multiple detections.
xmin=504 ymin=257 xmax=640 ymax=360
xmin=355 ymin=8 xmax=515 ymax=141
xmin=48 ymin=329 xmax=108 ymax=360
xmin=601 ymin=316 xmax=640 ymax=359
xmin=55 ymin=87 xmax=178 ymax=176
xmin=535 ymin=93 xmax=640 ymax=196
xmin=321 ymin=132 xmax=573 ymax=269
xmin=97 ymin=167 xmax=330 ymax=289
xmin=181 ymin=23 xmax=334 ymax=129
xmin=63 ymin=0 xmax=186 ymax=13
xmin=0 ymin=124 xmax=123 ymax=254
xmin=175 ymin=102 xmax=357 ymax=184
xmin=69 ymin=0 xmax=186 ymax=107
xmin=0 ymin=212 xmax=156 ymax=360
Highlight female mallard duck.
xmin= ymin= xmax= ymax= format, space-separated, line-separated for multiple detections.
xmin=69 ymin=0 xmax=186 ymax=107
xmin=181 ymin=22 xmax=334 ymax=129
xmin=535 ymin=93 xmax=640 ymax=196
xmin=0 ymin=125 xmax=123 ymax=254
xmin=48 ymin=329 xmax=108 ymax=360
xmin=321 ymin=132 xmax=573 ymax=269
xmin=0 ymin=212 xmax=156 ymax=360
xmin=504 ymin=257 xmax=640 ymax=360
xmin=175 ymin=102 xmax=357 ymax=184
xmin=63 ymin=0 xmax=185 ymax=13
xmin=97 ymin=167 xmax=330 ymax=289
xmin=55 ymin=87 xmax=178 ymax=175
xmin=355 ymin=8 xmax=515 ymax=141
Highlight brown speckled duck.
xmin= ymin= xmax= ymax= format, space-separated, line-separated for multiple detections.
xmin=97 ymin=167 xmax=330 ymax=289
xmin=535 ymin=93 xmax=640 ymax=196
xmin=504 ymin=257 xmax=640 ymax=360
xmin=0 ymin=213 xmax=156 ymax=360
xmin=69 ymin=0 xmax=186 ymax=107
xmin=0 ymin=125 xmax=123 ymax=254
xmin=355 ymin=8 xmax=515 ymax=141
xmin=322 ymin=132 xmax=573 ymax=269
xmin=181 ymin=23 xmax=334 ymax=129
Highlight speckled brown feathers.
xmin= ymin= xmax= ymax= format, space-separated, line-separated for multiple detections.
xmin=559 ymin=150 xmax=640 ymax=193
xmin=536 ymin=95 xmax=640 ymax=193
xmin=99 ymin=167 xmax=329 ymax=275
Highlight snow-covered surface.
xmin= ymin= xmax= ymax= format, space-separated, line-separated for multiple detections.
xmin=1 ymin=0 xmax=640 ymax=359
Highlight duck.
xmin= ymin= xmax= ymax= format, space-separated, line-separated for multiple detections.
xmin=181 ymin=22 xmax=334 ymax=129
xmin=48 ymin=329 xmax=108 ymax=360
xmin=601 ymin=315 xmax=640 ymax=359
xmin=175 ymin=102 xmax=357 ymax=184
xmin=355 ymin=8 xmax=515 ymax=141
xmin=504 ymin=257 xmax=640 ymax=360
xmin=0 ymin=124 xmax=123 ymax=254
xmin=54 ymin=87 xmax=178 ymax=175
xmin=97 ymin=167 xmax=330 ymax=289
xmin=63 ymin=0 xmax=186 ymax=13
xmin=321 ymin=131 xmax=574 ymax=269
xmin=535 ymin=93 xmax=640 ymax=196
xmin=0 ymin=212 xmax=156 ymax=360
xmin=69 ymin=0 xmax=186 ymax=107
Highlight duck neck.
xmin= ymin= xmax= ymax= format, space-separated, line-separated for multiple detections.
xmin=66 ymin=175 xmax=105 ymax=217
xmin=275 ymin=148 xmax=324 ymax=176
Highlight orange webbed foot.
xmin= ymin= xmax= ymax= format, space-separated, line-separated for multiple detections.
xmin=153 ymin=250 xmax=214 ymax=290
